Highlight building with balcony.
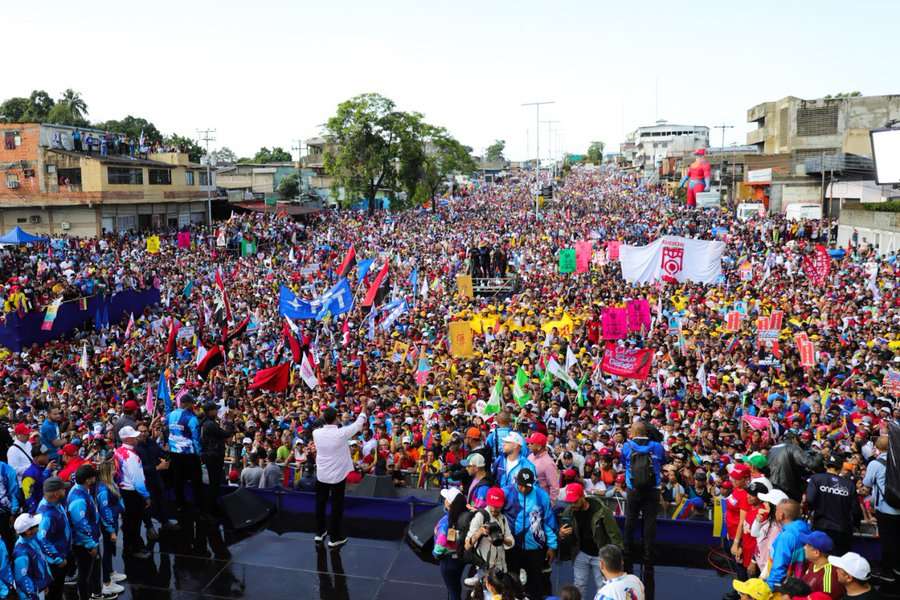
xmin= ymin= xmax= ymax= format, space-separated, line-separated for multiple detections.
xmin=622 ymin=120 xmax=709 ymax=177
xmin=214 ymin=162 xmax=301 ymax=204
xmin=1 ymin=123 xmax=216 ymax=236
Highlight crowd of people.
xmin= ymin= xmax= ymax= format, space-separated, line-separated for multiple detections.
xmin=0 ymin=165 xmax=896 ymax=600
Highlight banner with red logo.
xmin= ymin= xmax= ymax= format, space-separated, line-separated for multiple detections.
xmin=886 ymin=370 xmax=900 ymax=395
xmin=600 ymin=344 xmax=654 ymax=380
xmin=801 ymin=244 xmax=831 ymax=286
xmin=794 ymin=332 xmax=816 ymax=368
xmin=618 ymin=236 xmax=726 ymax=285
xmin=602 ymin=307 xmax=628 ymax=340
xmin=725 ymin=311 xmax=742 ymax=332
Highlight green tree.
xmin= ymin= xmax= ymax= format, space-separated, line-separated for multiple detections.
xmin=165 ymin=134 xmax=204 ymax=162
xmin=25 ymin=90 xmax=56 ymax=121
xmin=59 ymin=89 xmax=88 ymax=121
xmin=587 ymin=141 xmax=605 ymax=162
xmin=248 ymin=147 xmax=293 ymax=163
xmin=46 ymin=102 xmax=88 ymax=127
xmin=0 ymin=97 xmax=30 ymax=122
xmin=96 ymin=116 xmax=163 ymax=145
xmin=324 ymin=93 xmax=406 ymax=214
xmin=485 ymin=139 xmax=505 ymax=162
xmin=211 ymin=147 xmax=237 ymax=165
xmin=421 ymin=130 xmax=476 ymax=211
xmin=278 ymin=173 xmax=300 ymax=199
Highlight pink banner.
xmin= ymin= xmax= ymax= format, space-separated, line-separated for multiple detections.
xmin=741 ymin=415 xmax=772 ymax=442
xmin=626 ymin=299 xmax=651 ymax=333
xmin=600 ymin=344 xmax=653 ymax=379
xmin=177 ymin=231 xmax=191 ymax=248
xmin=602 ymin=307 xmax=628 ymax=340
xmin=606 ymin=240 xmax=621 ymax=261
xmin=575 ymin=241 xmax=593 ymax=273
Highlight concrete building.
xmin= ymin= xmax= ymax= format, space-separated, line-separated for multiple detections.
xmin=621 ymin=120 xmax=709 ymax=177
xmin=1 ymin=123 xmax=215 ymax=237
xmin=215 ymin=162 xmax=300 ymax=204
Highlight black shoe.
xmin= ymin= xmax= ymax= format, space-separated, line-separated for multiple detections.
xmin=125 ymin=549 xmax=151 ymax=559
xmin=146 ymin=526 xmax=159 ymax=541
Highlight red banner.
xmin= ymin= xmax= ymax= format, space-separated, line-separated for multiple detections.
xmin=626 ymin=299 xmax=651 ymax=333
xmin=794 ymin=332 xmax=815 ymax=367
xmin=600 ymin=344 xmax=653 ymax=380
xmin=606 ymin=240 xmax=621 ymax=261
xmin=177 ymin=231 xmax=191 ymax=248
xmin=802 ymin=244 xmax=830 ymax=286
xmin=602 ymin=307 xmax=628 ymax=340
xmin=575 ymin=241 xmax=593 ymax=273
xmin=725 ymin=311 xmax=742 ymax=332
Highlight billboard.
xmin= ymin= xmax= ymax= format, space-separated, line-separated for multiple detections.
xmin=871 ymin=128 xmax=900 ymax=185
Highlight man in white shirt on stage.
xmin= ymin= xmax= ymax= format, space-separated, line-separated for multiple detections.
xmin=7 ymin=423 xmax=34 ymax=479
xmin=312 ymin=404 xmax=368 ymax=548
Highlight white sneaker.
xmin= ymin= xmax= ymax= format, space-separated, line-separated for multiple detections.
xmin=327 ymin=538 xmax=348 ymax=548
xmin=519 ymin=568 xmax=527 ymax=586
xmin=314 ymin=532 xmax=328 ymax=543
xmin=103 ymin=582 xmax=125 ymax=594
xmin=463 ymin=575 xmax=481 ymax=587
xmin=110 ymin=572 xmax=127 ymax=583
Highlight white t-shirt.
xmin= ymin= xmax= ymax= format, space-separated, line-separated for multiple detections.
xmin=595 ymin=574 xmax=645 ymax=600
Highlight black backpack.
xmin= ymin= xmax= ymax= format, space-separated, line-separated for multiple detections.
xmin=454 ymin=508 xmax=490 ymax=566
xmin=884 ymin=422 xmax=900 ymax=509
xmin=629 ymin=445 xmax=655 ymax=489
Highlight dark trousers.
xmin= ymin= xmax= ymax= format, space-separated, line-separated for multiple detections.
xmin=315 ymin=479 xmax=346 ymax=540
xmin=624 ymin=487 xmax=659 ymax=570
xmin=143 ymin=469 xmax=169 ymax=526
xmin=821 ymin=528 xmax=853 ymax=557
xmin=722 ymin=536 xmax=748 ymax=581
xmin=122 ymin=489 xmax=146 ymax=554
xmin=74 ymin=545 xmax=101 ymax=600
xmin=101 ymin=529 xmax=115 ymax=583
xmin=507 ymin=546 xmax=549 ymax=600
xmin=439 ymin=556 xmax=465 ymax=600
xmin=203 ymin=454 xmax=225 ymax=514
xmin=0 ymin=513 xmax=13 ymax=554
xmin=171 ymin=453 xmax=204 ymax=512
xmin=876 ymin=510 xmax=900 ymax=574
xmin=47 ymin=561 xmax=69 ymax=600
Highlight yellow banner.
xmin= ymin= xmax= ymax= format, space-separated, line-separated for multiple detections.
xmin=449 ymin=320 xmax=474 ymax=358
xmin=146 ymin=235 xmax=161 ymax=254
xmin=456 ymin=274 xmax=473 ymax=300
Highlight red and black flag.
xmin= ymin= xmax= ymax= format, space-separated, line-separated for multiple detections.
xmin=362 ymin=262 xmax=389 ymax=308
xmin=164 ymin=318 xmax=181 ymax=357
xmin=337 ymin=245 xmax=357 ymax=278
xmin=214 ymin=267 xmax=233 ymax=324
xmin=197 ymin=345 xmax=225 ymax=380
xmin=224 ymin=315 xmax=251 ymax=347
xmin=283 ymin=318 xmax=302 ymax=363
xmin=335 ymin=358 xmax=345 ymax=397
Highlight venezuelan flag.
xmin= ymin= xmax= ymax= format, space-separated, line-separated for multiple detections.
xmin=712 ymin=496 xmax=728 ymax=543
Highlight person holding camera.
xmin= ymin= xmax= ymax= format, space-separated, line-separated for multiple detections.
xmin=433 ymin=488 xmax=468 ymax=600
xmin=558 ymin=482 xmax=623 ymax=599
xmin=464 ymin=487 xmax=514 ymax=588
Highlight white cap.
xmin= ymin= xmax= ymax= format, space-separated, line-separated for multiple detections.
xmin=757 ymin=489 xmax=788 ymax=507
xmin=348 ymin=439 xmax=359 ymax=446
xmin=118 ymin=426 xmax=140 ymax=440
xmin=828 ymin=552 xmax=870 ymax=581
xmin=440 ymin=488 xmax=462 ymax=504
xmin=502 ymin=432 xmax=522 ymax=446
xmin=242 ymin=437 xmax=252 ymax=444
xmin=14 ymin=512 xmax=42 ymax=534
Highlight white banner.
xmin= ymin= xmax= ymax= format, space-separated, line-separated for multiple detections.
xmin=619 ymin=235 xmax=726 ymax=285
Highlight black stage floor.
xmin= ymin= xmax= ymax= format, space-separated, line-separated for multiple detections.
xmin=93 ymin=517 xmax=736 ymax=600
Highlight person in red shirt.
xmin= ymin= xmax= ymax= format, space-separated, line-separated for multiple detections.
xmin=726 ymin=463 xmax=753 ymax=579
xmin=57 ymin=443 xmax=87 ymax=482
xmin=799 ymin=531 xmax=844 ymax=600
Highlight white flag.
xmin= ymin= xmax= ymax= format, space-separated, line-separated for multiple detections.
xmin=565 ymin=346 xmax=578 ymax=373
xmin=546 ymin=357 xmax=578 ymax=390
xmin=619 ymin=235 xmax=726 ymax=285
xmin=697 ymin=362 xmax=708 ymax=398
xmin=79 ymin=343 xmax=89 ymax=371
xmin=420 ymin=275 xmax=429 ymax=302
xmin=299 ymin=353 xmax=318 ymax=389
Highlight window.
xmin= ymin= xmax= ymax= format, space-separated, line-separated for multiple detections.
xmin=185 ymin=171 xmax=195 ymax=185
xmin=797 ymin=106 xmax=839 ymax=137
xmin=5 ymin=174 xmax=19 ymax=189
xmin=149 ymin=169 xmax=172 ymax=185
xmin=108 ymin=167 xmax=143 ymax=185
xmin=3 ymin=131 xmax=19 ymax=150
xmin=57 ymin=168 xmax=82 ymax=186
xmin=199 ymin=171 xmax=210 ymax=186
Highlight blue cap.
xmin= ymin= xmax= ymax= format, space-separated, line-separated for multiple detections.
xmin=799 ymin=530 xmax=833 ymax=553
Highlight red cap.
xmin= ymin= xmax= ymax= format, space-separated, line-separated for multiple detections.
xmin=616 ymin=474 xmax=626 ymax=484
xmin=563 ymin=483 xmax=585 ymax=503
xmin=61 ymin=444 xmax=78 ymax=457
xmin=13 ymin=423 xmax=31 ymax=436
xmin=720 ymin=480 xmax=734 ymax=491
xmin=730 ymin=464 xmax=751 ymax=480
xmin=123 ymin=400 xmax=139 ymax=412
xmin=694 ymin=148 xmax=706 ymax=156
xmin=563 ymin=468 xmax=578 ymax=479
xmin=466 ymin=427 xmax=482 ymax=440
xmin=486 ymin=487 xmax=506 ymax=508
xmin=526 ymin=432 xmax=547 ymax=447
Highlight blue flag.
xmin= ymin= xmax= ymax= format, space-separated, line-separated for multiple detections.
xmin=183 ymin=279 xmax=194 ymax=298
xmin=356 ymin=258 xmax=374 ymax=283
xmin=312 ymin=278 xmax=354 ymax=320
xmin=379 ymin=299 xmax=408 ymax=331
xmin=279 ymin=285 xmax=314 ymax=319
xmin=157 ymin=371 xmax=172 ymax=415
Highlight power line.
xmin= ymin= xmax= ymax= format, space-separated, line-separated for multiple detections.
xmin=197 ymin=128 xmax=216 ymax=225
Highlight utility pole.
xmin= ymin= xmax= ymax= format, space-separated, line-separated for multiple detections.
xmin=541 ymin=119 xmax=559 ymax=178
xmin=710 ymin=124 xmax=734 ymax=194
xmin=522 ymin=101 xmax=554 ymax=216
xmin=197 ymin=128 xmax=216 ymax=225
xmin=291 ymin=139 xmax=304 ymax=197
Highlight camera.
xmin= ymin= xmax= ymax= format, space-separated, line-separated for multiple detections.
xmin=487 ymin=521 xmax=504 ymax=546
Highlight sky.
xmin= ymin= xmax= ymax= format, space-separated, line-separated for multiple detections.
xmin=6 ymin=0 xmax=900 ymax=161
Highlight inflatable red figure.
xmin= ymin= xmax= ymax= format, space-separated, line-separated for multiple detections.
xmin=680 ymin=148 xmax=711 ymax=207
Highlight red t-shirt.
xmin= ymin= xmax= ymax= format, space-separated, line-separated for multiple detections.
xmin=725 ymin=488 xmax=750 ymax=539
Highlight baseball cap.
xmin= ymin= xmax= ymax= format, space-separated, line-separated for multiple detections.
xmin=731 ymin=578 xmax=771 ymax=600
xmin=14 ymin=513 xmax=42 ymax=534
xmin=746 ymin=452 xmax=768 ymax=469
xmin=772 ymin=577 xmax=811 ymax=597
xmin=43 ymin=477 xmax=67 ymax=494
xmin=466 ymin=427 xmax=482 ymax=439
xmin=60 ymin=443 xmax=78 ymax=457
xmin=526 ymin=432 xmax=547 ymax=447
xmin=440 ymin=488 xmax=462 ymax=504
xmin=118 ymin=426 xmax=140 ymax=440
xmin=757 ymin=489 xmax=788 ymax=506
xmin=462 ymin=453 xmax=485 ymax=468
xmin=516 ymin=468 xmax=535 ymax=487
xmin=828 ymin=552 xmax=870 ymax=581
xmin=123 ymin=400 xmax=139 ymax=412
xmin=825 ymin=454 xmax=842 ymax=469
xmin=799 ymin=531 xmax=833 ymax=553
xmin=502 ymin=433 xmax=522 ymax=446
xmin=13 ymin=423 xmax=31 ymax=436
xmin=730 ymin=464 xmax=751 ymax=480
xmin=563 ymin=483 xmax=585 ymax=503
xmin=746 ymin=481 xmax=769 ymax=496
xmin=486 ymin=487 xmax=505 ymax=508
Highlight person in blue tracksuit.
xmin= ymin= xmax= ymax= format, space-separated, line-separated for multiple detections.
xmin=492 ymin=433 xmax=536 ymax=490
xmin=0 ymin=461 xmax=21 ymax=553
xmin=484 ymin=412 xmax=529 ymax=464
xmin=165 ymin=395 xmax=204 ymax=513
xmin=503 ymin=468 xmax=557 ymax=600
xmin=67 ymin=465 xmax=101 ymax=600
xmin=12 ymin=513 xmax=51 ymax=600
xmin=37 ymin=477 xmax=72 ymax=600
xmin=21 ymin=447 xmax=53 ymax=516
xmin=96 ymin=461 xmax=126 ymax=594
xmin=0 ymin=538 xmax=14 ymax=600
xmin=766 ymin=499 xmax=811 ymax=589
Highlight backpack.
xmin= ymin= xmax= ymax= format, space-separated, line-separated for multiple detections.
xmin=629 ymin=445 xmax=655 ymax=489
xmin=884 ymin=422 xmax=900 ymax=509
xmin=454 ymin=508 xmax=490 ymax=566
